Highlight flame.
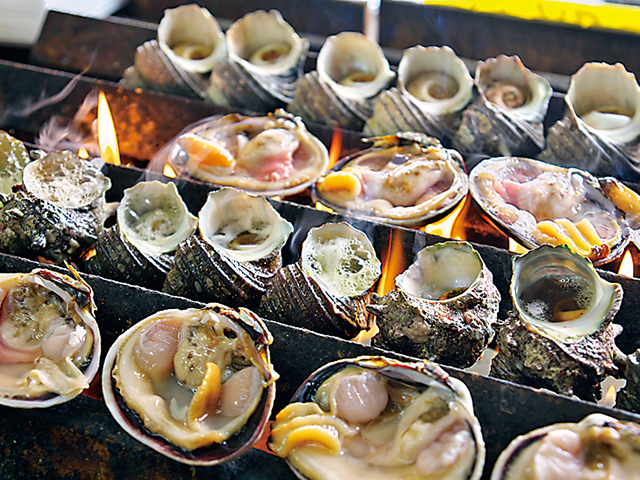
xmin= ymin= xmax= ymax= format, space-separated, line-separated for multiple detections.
xmin=376 ymin=229 xmax=407 ymax=297
xmin=327 ymin=128 xmax=342 ymax=170
xmin=315 ymin=202 xmax=334 ymax=214
xmin=163 ymin=164 xmax=177 ymax=178
xmin=508 ymin=237 xmax=529 ymax=254
xmin=97 ymin=91 xmax=120 ymax=166
xmin=602 ymin=384 xmax=617 ymax=407
xmin=421 ymin=197 xmax=467 ymax=239
xmin=618 ymin=249 xmax=634 ymax=277
xmin=77 ymin=148 xmax=89 ymax=159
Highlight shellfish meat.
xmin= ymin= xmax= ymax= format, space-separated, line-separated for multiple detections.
xmin=369 ymin=241 xmax=500 ymax=368
xmin=269 ymin=356 xmax=485 ymax=480
xmin=167 ymin=110 xmax=329 ymax=197
xmin=102 ymin=303 xmax=277 ymax=465
xmin=313 ymin=132 xmax=468 ymax=226
xmin=490 ymin=245 xmax=624 ymax=402
xmin=0 ymin=268 xmax=100 ymax=408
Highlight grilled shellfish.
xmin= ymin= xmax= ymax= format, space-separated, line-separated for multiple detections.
xmin=269 ymin=356 xmax=485 ymax=480
xmin=0 ymin=131 xmax=30 ymax=194
xmin=453 ymin=55 xmax=552 ymax=157
xmin=490 ymin=414 xmax=640 ymax=480
xmin=539 ymin=62 xmax=640 ymax=181
xmin=102 ymin=304 xmax=277 ymax=465
xmin=258 ymin=222 xmax=381 ymax=339
xmin=167 ymin=110 xmax=329 ymax=197
xmin=470 ymin=156 xmax=631 ymax=265
xmin=0 ymin=268 xmax=100 ymax=408
xmin=490 ymin=245 xmax=624 ymax=402
xmin=369 ymin=241 xmax=500 ymax=368
xmin=313 ymin=132 xmax=468 ymax=226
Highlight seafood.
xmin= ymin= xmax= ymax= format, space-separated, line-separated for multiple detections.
xmin=288 ymin=32 xmax=395 ymax=130
xmin=313 ymin=133 xmax=468 ymax=226
xmin=102 ymin=304 xmax=277 ymax=465
xmin=469 ymin=156 xmax=631 ymax=265
xmin=269 ymin=356 xmax=485 ymax=480
xmin=0 ymin=131 xmax=30 ymax=194
xmin=364 ymin=45 xmax=473 ymax=139
xmin=163 ymin=188 xmax=292 ymax=306
xmin=539 ymin=62 xmax=640 ymax=181
xmin=490 ymin=245 xmax=624 ymax=402
xmin=258 ymin=222 xmax=381 ymax=339
xmin=0 ymin=268 xmax=100 ymax=408
xmin=453 ymin=55 xmax=552 ymax=157
xmin=369 ymin=241 xmax=500 ymax=368
xmin=490 ymin=414 xmax=640 ymax=480
xmin=617 ymin=349 xmax=640 ymax=414
xmin=86 ymin=181 xmax=197 ymax=289
xmin=208 ymin=10 xmax=309 ymax=111
xmin=167 ymin=110 xmax=329 ymax=197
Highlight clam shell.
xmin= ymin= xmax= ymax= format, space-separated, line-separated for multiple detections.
xmin=469 ymin=156 xmax=631 ymax=266
xmin=490 ymin=414 xmax=640 ymax=480
xmin=157 ymin=4 xmax=226 ymax=74
xmin=0 ymin=268 xmax=100 ymax=408
xmin=312 ymin=132 xmax=468 ymax=227
xmin=453 ymin=55 xmax=552 ymax=157
xmin=270 ymin=356 xmax=485 ymax=480
xmin=539 ymin=62 xmax=640 ymax=181
xmin=369 ymin=241 xmax=500 ymax=368
xmin=490 ymin=245 xmax=624 ymax=402
xmin=102 ymin=304 xmax=277 ymax=465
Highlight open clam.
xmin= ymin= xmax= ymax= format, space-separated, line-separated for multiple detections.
xmin=269 ymin=356 xmax=485 ymax=480
xmin=167 ymin=110 xmax=329 ymax=197
xmin=102 ymin=303 xmax=277 ymax=465
xmin=490 ymin=245 xmax=624 ymax=402
xmin=313 ymin=132 xmax=468 ymax=227
xmin=163 ymin=188 xmax=292 ymax=306
xmin=0 ymin=268 xmax=100 ymax=408
xmin=288 ymin=32 xmax=395 ymax=130
xmin=0 ymin=130 xmax=30 ymax=194
xmin=540 ymin=62 xmax=640 ymax=181
xmin=86 ymin=181 xmax=197 ymax=289
xmin=364 ymin=45 xmax=474 ymax=139
xmin=470 ymin=156 xmax=631 ymax=265
xmin=258 ymin=222 xmax=381 ymax=339
xmin=207 ymin=10 xmax=309 ymax=111
xmin=453 ymin=55 xmax=552 ymax=157
xmin=369 ymin=241 xmax=500 ymax=368
xmin=491 ymin=414 xmax=640 ymax=480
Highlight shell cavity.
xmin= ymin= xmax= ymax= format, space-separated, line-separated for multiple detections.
xmin=157 ymin=4 xmax=227 ymax=73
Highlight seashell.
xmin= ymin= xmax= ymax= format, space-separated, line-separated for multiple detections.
xmin=539 ymin=62 xmax=640 ymax=181
xmin=490 ymin=245 xmax=624 ymax=402
xmin=288 ymin=32 xmax=395 ymax=129
xmin=157 ymin=4 xmax=226 ymax=74
xmin=0 ymin=130 xmax=30 ymax=194
xmin=469 ymin=156 xmax=632 ymax=266
xmin=490 ymin=414 xmax=640 ymax=480
xmin=167 ymin=110 xmax=329 ymax=197
xmin=269 ymin=355 xmax=485 ymax=480
xmin=364 ymin=45 xmax=473 ymax=139
xmin=121 ymin=40 xmax=209 ymax=99
xmin=102 ymin=303 xmax=277 ymax=465
xmin=453 ymin=55 xmax=552 ymax=157
xmin=617 ymin=349 xmax=640 ymax=413
xmin=369 ymin=241 xmax=500 ymax=369
xmin=258 ymin=222 xmax=381 ymax=339
xmin=86 ymin=181 xmax=196 ymax=289
xmin=313 ymin=132 xmax=468 ymax=227
xmin=163 ymin=188 xmax=292 ymax=306
xmin=207 ymin=10 xmax=309 ymax=111
xmin=0 ymin=268 xmax=100 ymax=408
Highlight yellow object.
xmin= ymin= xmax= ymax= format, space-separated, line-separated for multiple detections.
xmin=181 ymin=134 xmax=235 ymax=169
xmin=317 ymin=171 xmax=362 ymax=201
xmin=277 ymin=425 xmax=342 ymax=456
xmin=601 ymin=177 xmax=640 ymax=223
xmin=187 ymin=362 xmax=221 ymax=425
xmin=574 ymin=218 xmax=603 ymax=247
xmin=536 ymin=219 xmax=587 ymax=255
xmin=423 ymin=0 xmax=640 ymax=35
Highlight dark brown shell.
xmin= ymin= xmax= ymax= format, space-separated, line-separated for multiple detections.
xmin=616 ymin=349 xmax=640 ymax=413
xmin=0 ymin=188 xmax=101 ymax=265
xmin=258 ymin=261 xmax=373 ymax=339
xmin=85 ymin=225 xmax=174 ymax=290
xmin=490 ymin=309 xmax=624 ymax=402
xmin=163 ymin=234 xmax=278 ymax=307
xmin=287 ymin=71 xmax=373 ymax=130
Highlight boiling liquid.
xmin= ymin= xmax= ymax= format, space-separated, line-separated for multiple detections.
xmin=519 ymin=275 xmax=592 ymax=323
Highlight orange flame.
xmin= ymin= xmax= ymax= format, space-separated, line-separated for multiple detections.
xmin=77 ymin=148 xmax=89 ymax=159
xmin=508 ymin=237 xmax=529 ymax=254
xmin=376 ymin=229 xmax=407 ymax=297
xmin=97 ymin=91 xmax=121 ymax=166
xmin=327 ymin=128 xmax=342 ymax=170
xmin=163 ymin=164 xmax=177 ymax=178
xmin=421 ymin=196 xmax=467 ymax=239
xmin=618 ymin=249 xmax=634 ymax=277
